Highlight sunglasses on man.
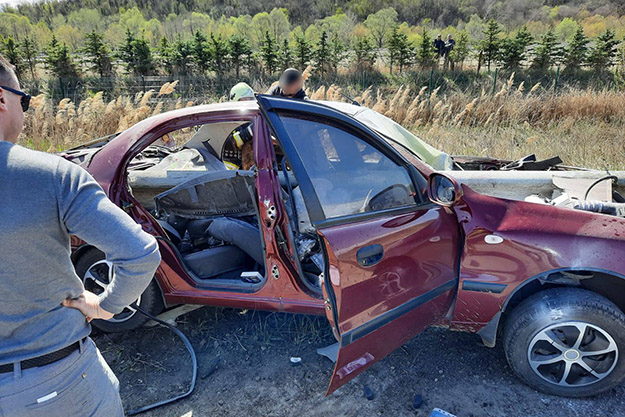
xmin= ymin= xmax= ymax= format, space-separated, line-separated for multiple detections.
xmin=0 ymin=85 xmax=31 ymax=112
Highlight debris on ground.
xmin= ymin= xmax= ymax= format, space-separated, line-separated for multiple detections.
xmin=316 ymin=342 xmax=339 ymax=363
xmin=200 ymin=357 xmax=220 ymax=379
xmin=413 ymin=394 xmax=424 ymax=409
xmin=429 ymin=408 xmax=457 ymax=417
xmin=363 ymin=385 xmax=374 ymax=400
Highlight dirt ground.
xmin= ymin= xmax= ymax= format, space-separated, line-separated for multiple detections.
xmin=93 ymin=307 xmax=625 ymax=417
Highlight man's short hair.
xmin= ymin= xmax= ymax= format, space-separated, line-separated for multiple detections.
xmin=0 ymin=54 xmax=17 ymax=87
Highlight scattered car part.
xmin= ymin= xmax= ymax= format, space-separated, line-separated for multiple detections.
xmin=317 ymin=343 xmax=339 ymax=363
xmin=584 ymin=175 xmax=619 ymax=200
xmin=200 ymin=357 xmax=221 ymax=379
xmin=429 ymin=408 xmax=456 ymax=417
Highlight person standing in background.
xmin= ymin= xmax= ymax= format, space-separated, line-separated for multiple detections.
xmin=267 ymin=68 xmax=308 ymax=100
xmin=444 ymin=34 xmax=456 ymax=70
xmin=433 ymin=34 xmax=445 ymax=68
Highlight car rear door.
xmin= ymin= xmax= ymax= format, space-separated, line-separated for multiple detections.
xmin=258 ymin=95 xmax=461 ymax=393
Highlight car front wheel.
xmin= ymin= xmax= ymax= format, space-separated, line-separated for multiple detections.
xmin=74 ymin=249 xmax=164 ymax=333
xmin=503 ymin=287 xmax=625 ymax=397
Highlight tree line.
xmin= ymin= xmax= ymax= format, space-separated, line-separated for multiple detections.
xmin=2 ymin=16 xmax=623 ymax=88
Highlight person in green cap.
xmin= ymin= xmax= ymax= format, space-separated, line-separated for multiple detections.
xmin=224 ymin=82 xmax=256 ymax=170
xmin=229 ymin=82 xmax=255 ymax=102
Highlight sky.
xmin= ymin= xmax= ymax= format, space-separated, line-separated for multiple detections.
xmin=2 ymin=0 xmax=35 ymax=7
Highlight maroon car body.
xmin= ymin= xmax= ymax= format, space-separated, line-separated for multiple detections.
xmin=64 ymin=96 xmax=625 ymax=395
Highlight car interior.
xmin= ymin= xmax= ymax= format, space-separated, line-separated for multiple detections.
xmin=124 ymin=119 xmax=325 ymax=295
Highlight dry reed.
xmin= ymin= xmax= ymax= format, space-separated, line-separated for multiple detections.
xmin=18 ymin=76 xmax=625 ymax=170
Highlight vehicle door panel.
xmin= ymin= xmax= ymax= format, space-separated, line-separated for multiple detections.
xmin=257 ymin=95 xmax=461 ymax=394
xmin=319 ymin=207 xmax=459 ymax=393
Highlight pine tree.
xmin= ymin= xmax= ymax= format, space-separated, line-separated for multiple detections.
xmin=21 ymin=37 xmax=38 ymax=79
xmin=45 ymin=37 xmax=79 ymax=79
xmin=588 ymin=29 xmax=619 ymax=71
xmin=497 ymin=37 xmax=520 ymax=70
xmin=171 ymin=37 xmax=194 ymax=76
xmin=353 ymin=36 xmax=376 ymax=71
xmin=416 ymin=28 xmax=435 ymax=69
xmin=480 ymin=19 xmax=501 ymax=71
xmin=132 ymin=35 xmax=155 ymax=76
xmin=280 ymin=38 xmax=293 ymax=70
xmin=387 ymin=26 xmax=401 ymax=74
xmin=314 ymin=31 xmax=331 ymax=75
xmin=388 ymin=27 xmax=413 ymax=74
xmin=329 ymin=34 xmax=347 ymax=74
xmin=228 ymin=35 xmax=252 ymax=78
xmin=3 ymin=37 xmax=23 ymax=79
xmin=192 ymin=31 xmax=211 ymax=73
xmin=83 ymin=31 xmax=113 ymax=78
xmin=498 ymin=28 xmax=533 ymax=70
xmin=515 ymin=26 xmax=534 ymax=51
xmin=564 ymin=26 xmax=589 ymax=71
xmin=260 ymin=31 xmax=279 ymax=76
xmin=294 ymin=34 xmax=313 ymax=70
xmin=117 ymin=30 xmax=137 ymax=74
xmin=209 ymin=33 xmax=228 ymax=76
xmin=531 ymin=29 xmax=561 ymax=70
xmin=157 ymin=36 xmax=175 ymax=76
xmin=117 ymin=30 xmax=154 ymax=76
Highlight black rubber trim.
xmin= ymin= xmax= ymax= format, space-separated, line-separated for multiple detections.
xmin=340 ymin=278 xmax=457 ymax=347
xmin=462 ymin=280 xmax=508 ymax=294
xmin=315 ymin=203 xmax=437 ymax=230
xmin=256 ymin=97 xmax=326 ymax=224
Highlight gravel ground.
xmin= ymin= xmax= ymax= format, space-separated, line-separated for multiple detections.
xmin=93 ymin=307 xmax=625 ymax=417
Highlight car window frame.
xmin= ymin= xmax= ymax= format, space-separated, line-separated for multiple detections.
xmin=272 ymin=110 xmax=434 ymax=228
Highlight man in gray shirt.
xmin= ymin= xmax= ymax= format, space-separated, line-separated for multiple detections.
xmin=0 ymin=55 xmax=161 ymax=415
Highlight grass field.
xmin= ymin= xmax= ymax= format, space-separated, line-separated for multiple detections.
xmin=20 ymin=76 xmax=625 ymax=170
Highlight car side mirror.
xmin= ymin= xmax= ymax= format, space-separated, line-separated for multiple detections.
xmin=427 ymin=173 xmax=463 ymax=207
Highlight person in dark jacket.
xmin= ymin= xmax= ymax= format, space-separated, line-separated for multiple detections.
xmin=267 ymin=68 xmax=308 ymax=100
xmin=433 ymin=34 xmax=445 ymax=57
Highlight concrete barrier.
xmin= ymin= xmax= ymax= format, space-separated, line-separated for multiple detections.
xmin=445 ymin=170 xmax=625 ymax=201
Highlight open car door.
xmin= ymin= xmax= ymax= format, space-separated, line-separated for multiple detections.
xmin=258 ymin=95 xmax=462 ymax=393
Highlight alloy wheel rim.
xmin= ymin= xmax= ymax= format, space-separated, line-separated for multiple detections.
xmin=83 ymin=260 xmax=141 ymax=323
xmin=527 ymin=321 xmax=618 ymax=387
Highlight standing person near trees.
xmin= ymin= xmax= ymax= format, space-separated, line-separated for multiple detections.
xmin=433 ymin=34 xmax=445 ymax=67
xmin=267 ymin=68 xmax=308 ymax=100
xmin=444 ymin=34 xmax=456 ymax=70
xmin=0 ymin=54 xmax=161 ymax=417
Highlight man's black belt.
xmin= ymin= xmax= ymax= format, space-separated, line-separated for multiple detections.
xmin=0 ymin=341 xmax=82 ymax=373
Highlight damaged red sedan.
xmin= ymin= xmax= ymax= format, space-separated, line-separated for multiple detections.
xmin=61 ymin=95 xmax=625 ymax=397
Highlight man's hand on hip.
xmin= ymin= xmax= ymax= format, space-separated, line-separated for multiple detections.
xmin=62 ymin=290 xmax=115 ymax=322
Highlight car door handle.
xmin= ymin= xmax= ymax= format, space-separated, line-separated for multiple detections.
xmin=356 ymin=244 xmax=384 ymax=267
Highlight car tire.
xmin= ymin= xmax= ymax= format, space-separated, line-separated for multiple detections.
xmin=74 ymin=248 xmax=164 ymax=333
xmin=503 ymin=287 xmax=625 ymax=397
